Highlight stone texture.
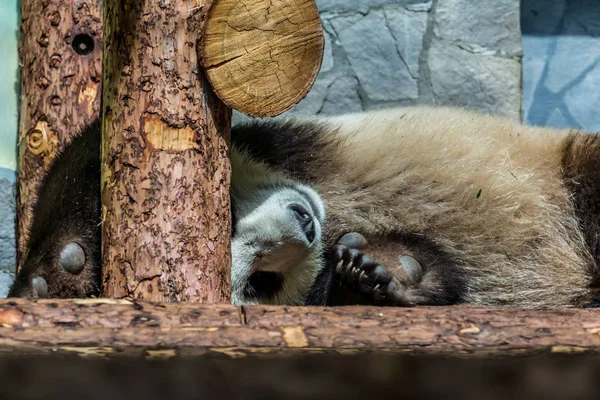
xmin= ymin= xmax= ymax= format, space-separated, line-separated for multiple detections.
xmin=384 ymin=7 xmax=428 ymax=79
xmin=434 ymin=0 xmax=522 ymax=58
xmin=316 ymin=0 xmax=429 ymax=13
xmin=428 ymin=39 xmax=522 ymax=120
xmin=330 ymin=10 xmax=418 ymax=101
xmin=321 ymin=76 xmax=363 ymax=115
xmin=0 ymin=270 xmax=14 ymax=298
xmin=287 ymin=75 xmax=336 ymax=116
xmin=0 ymin=176 xmax=16 ymax=273
xmin=320 ymin=29 xmax=334 ymax=73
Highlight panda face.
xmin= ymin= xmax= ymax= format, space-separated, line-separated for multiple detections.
xmin=231 ymin=183 xmax=326 ymax=306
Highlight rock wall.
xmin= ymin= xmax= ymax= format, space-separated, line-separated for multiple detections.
xmin=0 ymin=0 xmax=19 ymax=294
xmin=0 ymin=172 xmax=16 ymax=297
xmin=235 ymin=0 xmax=523 ymax=124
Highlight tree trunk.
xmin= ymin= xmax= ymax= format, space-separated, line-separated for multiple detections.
xmin=1 ymin=300 xmax=600 ymax=358
xmin=17 ymin=0 xmax=103 ymax=272
xmin=101 ymin=0 xmax=232 ymax=302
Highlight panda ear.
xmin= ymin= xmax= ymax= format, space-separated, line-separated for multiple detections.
xmin=291 ymin=183 xmax=325 ymax=222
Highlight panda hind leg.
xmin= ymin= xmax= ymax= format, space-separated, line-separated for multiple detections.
xmin=327 ymin=232 xmax=467 ymax=307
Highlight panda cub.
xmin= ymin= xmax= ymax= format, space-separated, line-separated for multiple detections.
xmin=233 ymin=106 xmax=600 ymax=308
xmin=8 ymin=119 xmax=343 ymax=305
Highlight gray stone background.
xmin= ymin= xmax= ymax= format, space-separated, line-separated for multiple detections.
xmin=2 ymin=0 xmax=600 ymax=296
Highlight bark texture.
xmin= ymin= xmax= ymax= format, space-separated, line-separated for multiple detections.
xmin=201 ymin=0 xmax=324 ymax=117
xmin=1 ymin=300 xmax=600 ymax=358
xmin=101 ymin=0 xmax=232 ymax=302
xmin=17 ymin=0 xmax=103 ymax=271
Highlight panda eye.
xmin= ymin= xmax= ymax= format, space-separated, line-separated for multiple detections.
xmin=289 ymin=204 xmax=311 ymax=222
xmin=59 ymin=242 xmax=86 ymax=274
xmin=289 ymin=204 xmax=316 ymax=243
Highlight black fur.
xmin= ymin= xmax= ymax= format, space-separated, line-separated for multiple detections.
xmin=561 ymin=132 xmax=600 ymax=304
xmin=327 ymin=231 xmax=467 ymax=307
xmin=9 ymin=119 xmax=102 ymax=299
xmin=304 ymin=251 xmax=335 ymax=306
xmin=232 ymin=119 xmax=340 ymax=182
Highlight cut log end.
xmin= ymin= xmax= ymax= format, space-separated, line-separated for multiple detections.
xmin=201 ymin=0 xmax=324 ymax=117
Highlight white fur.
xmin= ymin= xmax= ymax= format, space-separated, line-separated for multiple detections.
xmin=230 ymin=149 xmax=326 ymax=305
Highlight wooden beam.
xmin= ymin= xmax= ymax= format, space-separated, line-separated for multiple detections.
xmin=17 ymin=0 xmax=103 ymax=272
xmin=1 ymin=299 xmax=599 ymax=358
xmin=100 ymin=0 xmax=232 ymax=302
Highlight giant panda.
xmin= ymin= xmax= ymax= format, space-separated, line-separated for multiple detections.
xmin=8 ymin=119 xmax=341 ymax=306
xmin=11 ymin=106 xmax=600 ymax=309
xmin=232 ymin=106 xmax=600 ymax=308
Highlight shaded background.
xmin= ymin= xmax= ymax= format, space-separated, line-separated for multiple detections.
xmin=1 ymin=0 xmax=600 ymax=293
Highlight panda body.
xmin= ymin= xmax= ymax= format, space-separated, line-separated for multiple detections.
xmin=233 ymin=106 xmax=600 ymax=308
xmin=11 ymin=106 xmax=600 ymax=308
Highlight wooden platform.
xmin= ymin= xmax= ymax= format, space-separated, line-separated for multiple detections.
xmin=1 ymin=299 xmax=599 ymax=358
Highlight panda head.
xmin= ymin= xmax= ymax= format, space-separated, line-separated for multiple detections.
xmin=231 ymin=180 xmax=326 ymax=306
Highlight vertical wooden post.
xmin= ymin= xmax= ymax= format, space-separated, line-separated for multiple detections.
xmin=101 ymin=0 xmax=232 ymax=302
xmin=17 ymin=0 xmax=103 ymax=271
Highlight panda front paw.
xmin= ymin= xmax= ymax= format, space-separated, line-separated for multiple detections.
xmin=329 ymin=243 xmax=401 ymax=304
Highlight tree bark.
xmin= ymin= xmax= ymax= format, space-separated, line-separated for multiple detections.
xmin=101 ymin=0 xmax=232 ymax=302
xmin=17 ymin=0 xmax=103 ymax=272
xmin=1 ymin=300 xmax=600 ymax=358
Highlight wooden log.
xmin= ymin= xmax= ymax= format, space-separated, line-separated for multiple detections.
xmin=1 ymin=299 xmax=600 ymax=358
xmin=100 ymin=0 xmax=232 ymax=302
xmin=201 ymin=0 xmax=324 ymax=117
xmin=16 ymin=0 xmax=103 ymax=272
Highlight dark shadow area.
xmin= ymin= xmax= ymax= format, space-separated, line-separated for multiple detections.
xmin=1 ymin=353 xmax=600 ymax=400
xmin=522 ymin=0 xmax=600 ymax=36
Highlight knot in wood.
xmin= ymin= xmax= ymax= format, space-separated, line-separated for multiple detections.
xmin=27 ymin=122 xmax=54 ymax=156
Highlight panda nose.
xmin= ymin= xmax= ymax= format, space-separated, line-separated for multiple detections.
xmin=289 ymin=204 xmax=315 ymax=243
